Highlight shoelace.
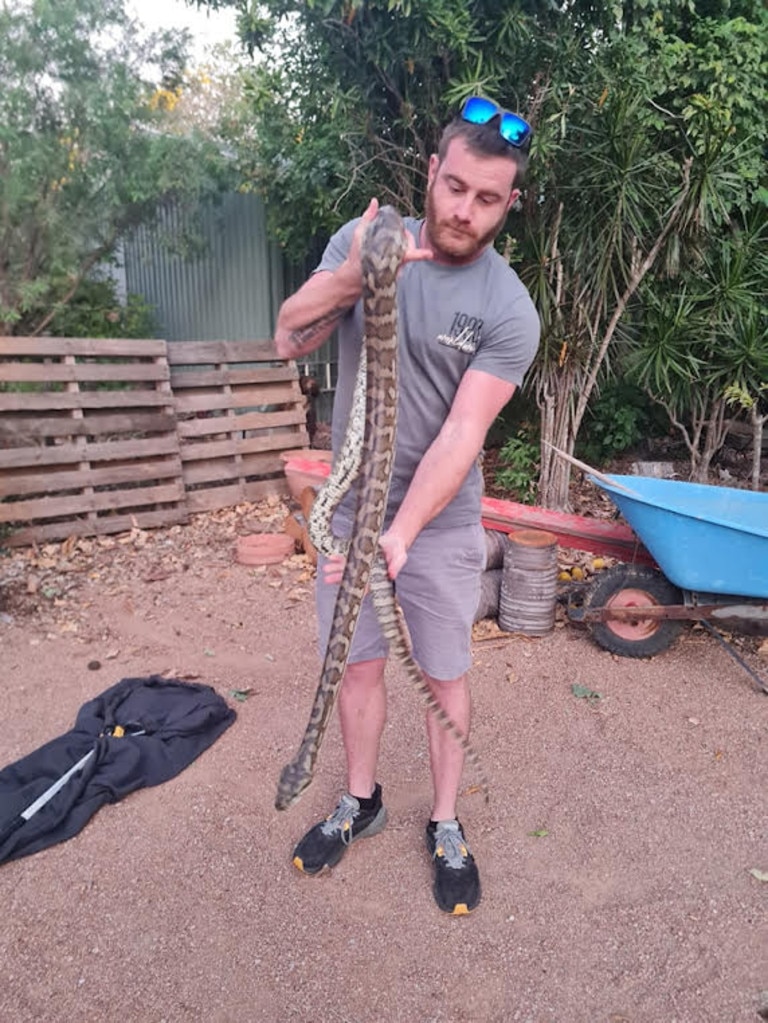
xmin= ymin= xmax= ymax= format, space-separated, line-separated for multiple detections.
xmin=433 ymin=824 xmax=471 ymax=870
xmin=320 ymin=794 xmax=359 ymax=844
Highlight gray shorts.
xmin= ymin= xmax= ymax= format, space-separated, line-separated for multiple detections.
xmin=315 ymin=521 xmax=486 ymax=681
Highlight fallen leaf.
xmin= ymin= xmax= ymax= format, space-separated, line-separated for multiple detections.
xmin=528 ymin=827 xmax=549 ymax=838
xmin=571 ymin=683 xmax=601 ymax=702
xmin=230 ymin=688 xmax=253 ymax=703
xmin=748 ymin=868 xmax=768 ymax=882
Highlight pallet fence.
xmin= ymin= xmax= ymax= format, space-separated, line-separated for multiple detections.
xmin=167 ymin=340 xmax=308 ymax=513
xmin=0 ymin=337 xmax=309 ymax=545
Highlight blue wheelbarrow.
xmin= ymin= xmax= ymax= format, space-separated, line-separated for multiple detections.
xmin=566 ymin=475 xmax=768 ymax=681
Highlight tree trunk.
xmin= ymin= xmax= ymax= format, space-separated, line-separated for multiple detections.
xmin=534 ymin=161 xmax=694 ymax=510
xmin=691 ymin=397 xmax=728 ymax=482
xmin=750 ymin=407 xmax=766 ymax=491
xmin=536 ymin=366 xmax=578 ymax=509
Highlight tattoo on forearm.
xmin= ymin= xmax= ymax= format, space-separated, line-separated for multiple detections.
xmin=287 ymin=306 xmax=348 ymax=352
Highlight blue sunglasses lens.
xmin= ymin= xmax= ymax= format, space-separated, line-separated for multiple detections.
xmin=499 ymin=112 xmax=531 ymax=146
xmin=461 ymin=96 xmax=500 ymax=125
xmin=460 ymin=97 xmax=531 ymax=148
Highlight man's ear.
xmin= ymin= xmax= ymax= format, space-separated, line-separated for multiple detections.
xmin=507 ymin=187 xmax=521 ymax=211
xmin=427 ymin=153 xmax=439 ymax=187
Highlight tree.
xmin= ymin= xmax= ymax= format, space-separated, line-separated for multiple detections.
xmin=202 ymin=0 xmax=767 ymax=505
xmin=626 ymin=210 xmax=768 ymax=482
xmin=207 ymin=0 xmax=562 ymax=257
xmin=0 ymin=0 xmax=234 ymax=336
xmin=724 ymin=380 xmax=768 ymax=492
xmin=521 ymin=3 xmax=767 ymax=504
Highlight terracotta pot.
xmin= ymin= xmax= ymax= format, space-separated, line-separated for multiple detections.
xmin=235 ymin=533 xmax=295 ymax=566
xmin=281 ymin=450 xmax=332 ymax=501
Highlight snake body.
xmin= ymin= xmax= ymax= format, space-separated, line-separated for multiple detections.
xmin=274 ymin=206 xmax=488 ymax=811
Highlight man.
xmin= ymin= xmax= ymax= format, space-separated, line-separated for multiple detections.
xmin=274 ymin=97 xmax=540 ymax=915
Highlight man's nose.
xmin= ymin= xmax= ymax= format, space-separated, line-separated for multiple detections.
xmin=453 ymin=195 xmax=473 ymax=221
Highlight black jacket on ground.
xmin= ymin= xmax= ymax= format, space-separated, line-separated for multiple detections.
xmin=0 ymin=675 xmax=236 ymax=865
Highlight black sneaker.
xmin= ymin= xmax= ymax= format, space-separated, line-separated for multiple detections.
xmin=426 ymin=819 xmax=481 ymax=915
xmin=292 ymin=784 xmax=387 ymax=874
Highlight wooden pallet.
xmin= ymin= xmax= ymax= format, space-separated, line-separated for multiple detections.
xmin=168 ymin=340 xmax=309 ymax=513
xmin=0 ymin=337 xmax=188 ymax=545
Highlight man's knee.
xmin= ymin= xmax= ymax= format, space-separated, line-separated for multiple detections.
xmin=343 ymin=657 xmax=387 ymax=691
xmin=425 ymin=672 xmax=468 ymax=698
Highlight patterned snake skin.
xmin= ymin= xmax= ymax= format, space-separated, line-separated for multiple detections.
xmin=274 ymin=206 xmax=488 ymax=811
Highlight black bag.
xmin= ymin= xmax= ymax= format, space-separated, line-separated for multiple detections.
xmin=0 ymin=675 xmax=236 ymax=865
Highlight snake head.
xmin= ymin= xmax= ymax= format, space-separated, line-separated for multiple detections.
xmin=274 ymin=760 xmax=312 ymax=811
xmin=361 ymin=206 xmax=409 ymax=284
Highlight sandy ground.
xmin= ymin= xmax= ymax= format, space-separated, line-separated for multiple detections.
xmin=1 ymin=502 xmax=767 ymax=1023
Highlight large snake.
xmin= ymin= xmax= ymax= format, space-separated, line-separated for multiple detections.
xmin=274 ymin=206 xmax=488 ymax=811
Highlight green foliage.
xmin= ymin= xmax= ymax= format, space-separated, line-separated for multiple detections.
xmin=580 ymin=381 xmax=656 ymax=462
xmin=217 ymin=0 xmax=563 ymax=258
xmin=624 ymin=208 xmax=768 ymax=475
xmin=0 ymin=0 xmax=234 ymax=336
xmin=201 ymin=0 xmax=767 ymax=501
xmin=628 ymin=210 xmax=768 ymax=401
xmin=48 ymin=279 xmax=155 ymax=339
xmin=493 ymin=430 xmax=540 ymax=504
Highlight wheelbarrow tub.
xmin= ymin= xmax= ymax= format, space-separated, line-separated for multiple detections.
xmin=590 ymin=475 xmax=768 ymax=599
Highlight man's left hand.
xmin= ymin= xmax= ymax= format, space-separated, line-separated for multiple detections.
xmin=320 ymin=529 xmax=408 ymax=586
xmin=379 ymin=530 xmax=408 ymax=580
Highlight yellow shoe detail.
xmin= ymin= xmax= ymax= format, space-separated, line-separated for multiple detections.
xmin=292 ymin=855 xmax=305 ymax=872
xmin=452 ymin=904 xmax=470 ymax=916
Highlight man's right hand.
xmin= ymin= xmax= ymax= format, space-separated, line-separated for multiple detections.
xmin=339 ymin=198 xmax=433 ymax=289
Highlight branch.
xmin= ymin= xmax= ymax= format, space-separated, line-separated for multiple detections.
xmin=574 ymin=158 xmax=693 ymax=426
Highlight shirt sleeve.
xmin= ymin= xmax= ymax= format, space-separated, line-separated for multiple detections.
xmin=314 ymin=218 xmax=359 ymax=275
xmin=470 ymin=283 xmax=540 ymax=388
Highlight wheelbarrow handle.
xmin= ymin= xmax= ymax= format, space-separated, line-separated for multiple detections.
xmin=543 ymin=443 xmax=642 ymax=497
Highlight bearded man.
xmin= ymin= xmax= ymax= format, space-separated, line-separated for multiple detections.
xmin=274 ymin=97 xmax=540 ymax=915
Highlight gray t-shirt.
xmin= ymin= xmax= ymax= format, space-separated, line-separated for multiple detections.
xmin=316 ymin=215 xmax=540 ymax=530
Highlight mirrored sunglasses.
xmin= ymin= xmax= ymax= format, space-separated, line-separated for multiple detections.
xmin=460 ymin=96 xmax=532 ymax=149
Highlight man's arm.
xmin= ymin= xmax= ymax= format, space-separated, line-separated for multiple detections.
xmin=380 ymin=368 xmax=517 ymax=578
xmin=274 ymin=268 xmax=360 ymax=360
xmin=274 ymin=197 xmax=433 ymax=361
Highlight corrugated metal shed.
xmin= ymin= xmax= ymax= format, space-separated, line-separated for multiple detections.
xmin=122 ymin=191 xmax=337 ymax=426
xmin=123 ymin=192 xmax=285 ymax=342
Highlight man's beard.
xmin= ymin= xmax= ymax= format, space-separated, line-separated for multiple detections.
xmin=424 ymin=184 xmax=508 ymax=264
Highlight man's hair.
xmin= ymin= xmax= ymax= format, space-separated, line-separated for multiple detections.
xmin=437 ymin=117 xmax=530 ymax=186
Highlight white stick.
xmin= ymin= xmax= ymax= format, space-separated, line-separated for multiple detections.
xmin=543 ymin=442 xmax=642 ymax=496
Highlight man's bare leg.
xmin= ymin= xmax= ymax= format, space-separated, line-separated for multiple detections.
xmin=424 ymin=673 xmax=470 ymax=821
xmin=338 ymin=657 xmax=387 ymax=799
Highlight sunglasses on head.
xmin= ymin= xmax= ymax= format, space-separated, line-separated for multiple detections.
xmin=460 ymin=96 xmax=532 ymax=149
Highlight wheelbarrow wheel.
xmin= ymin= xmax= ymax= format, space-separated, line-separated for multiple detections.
xmin=585 ymin=564 xmax=684 ymax=658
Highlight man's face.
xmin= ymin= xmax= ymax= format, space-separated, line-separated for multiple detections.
xmin=425 ymin=138 xmax=520 ymax=264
